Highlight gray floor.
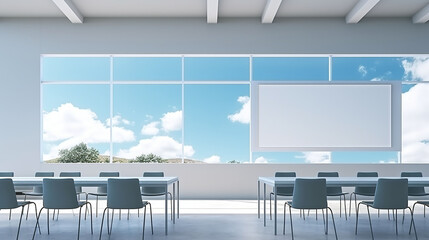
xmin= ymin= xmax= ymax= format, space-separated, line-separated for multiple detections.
xmin=1 ymin=200 xmax=428 ymax=240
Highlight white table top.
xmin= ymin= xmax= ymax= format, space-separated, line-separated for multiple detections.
xmin=259 ymin=177 xmax=429 ymax=187
xmin=3 ymin=177 xmax=179 ymax=186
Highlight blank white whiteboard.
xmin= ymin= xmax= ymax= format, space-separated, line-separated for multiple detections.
xmin=255 ymin=84 xmax=392 ymax=149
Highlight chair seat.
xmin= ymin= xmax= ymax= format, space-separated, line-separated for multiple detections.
xmin=354 ymin=192 xmax=375 ymax=197
xmin=327 ymin=192 xmax=348 ymax=197
xmin=271 ymin=191 xmax=293 ymax=197
xmin=409 ymin=193 xmax=429 ymax=197
xmin=142 ymin=192 xmax=168 ymax=196
xmin=415 ymin=201 xmax=429 ymax=206
xmin=87 ymin=192 xmax=107 ymax=197
xmin=17 ymin=201 xmax=33 ymax=207
xmin=23 ymin=192 xmax=43 ymax=196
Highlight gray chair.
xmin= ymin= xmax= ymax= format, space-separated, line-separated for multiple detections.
xmin=58 ymin=172 xmax=86 ymax=220
xmin=318 ymin=172 xmax=348 ymax=220
xmin=349 ymin=172 xmax=378 ymax=218
xmin=32 ymin=178 xmax=93 ymax=240
xmin=270 ymin=172 xmax=296 ymax=220
xmin=402 ymin=172 xmax=429 ymax=221
xmin=283 ymin=178 xmax=338 ymax=240
xmin=0 ymin=172 xmax=15 ymax=220
xmin=23 ymin=172 xmax=54 ymax=219
xmin=355 ymin=178 xmax=417 ymax=240
xmin=86 ymin=172 xmax=120 ymax=217
xmin=0 ymin=178 xmax=40 ymax=240
xmin=99 ymin=178 xmax=153 ymax=240
xmin=139 ymin=172 xmax=172 ymax=220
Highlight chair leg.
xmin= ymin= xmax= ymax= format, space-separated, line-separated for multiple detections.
xmin=31 ymin=203 xmax=41 ymax=234
xmin=85 ymin=202 xmax=94 ymax=235
xmin=343 ymin=195 xmax=347 ymax=220
xmin=78 ymin=206 xmax=83 ymax=240
xmin=96 ymin=196 xmax=99 ymax=217
xmin=169 ymin=192 xmax=173 ymax=221
xmin=395 ymin=209 xmax=398 ymax=235
xmin=109 ymin=210 xmax=115 ymax=235
xmin=142 ymin=206 xmax=146 ymax=240
xmin=339 ymin=196 xmax=342 ymax=218
xmin=269 ymin=193 xmax=272 ymax=220
xmin=16 ymin=206 xmax=25 ymax=240
xmin=355 ymin=202 xmax=361 ymax=235
xmin=408 ymin=207 xmax=418 ymax=240
xmin=402 ymin=209 xmax=405 ymax=224
xmin=99 ymin=208 xmax=108 ymax=240
xmin=325 ymin=208 xmax=328 ymax=235
xmin=9 ymin=209 xmax=12 ymax=220
xmin=32 ymin=207 xmax=44 ymax=240
xmin=327 ymin=207 xmax=338 ymax=240
xmin=289 ymin=205 xmax=294 ymax=240
xmin=148 ymin=203 xmax=153 ymax=234
xmin=367 ymin=206 xmax=374 ymax=240
xmin=24 ymin=195 xmax=29 ymax=220
xmin=283 ymin=202 xmax=286 ymax=235
xmin=47 ymin=209 xmax=50 ymax=234
xmin=349 ymin=193 xmax=353 ymax=217
xmin=119 ymin=209 xmax=121 ymax=220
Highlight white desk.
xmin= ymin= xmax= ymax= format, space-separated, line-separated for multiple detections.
xmin=7 ymin=177 xmax=179 ymax=235
xmin=258 ymin=177 xmax=429 ymax=235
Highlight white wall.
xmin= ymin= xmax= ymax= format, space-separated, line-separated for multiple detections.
xmin=1 ymin=17 xmax=429 ymax=199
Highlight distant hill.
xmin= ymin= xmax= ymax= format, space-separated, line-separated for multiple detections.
xmin=44 ymin=156 xmax=204 ymax=164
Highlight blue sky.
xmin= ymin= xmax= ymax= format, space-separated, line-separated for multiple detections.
xmin=42 ymin=56 xmax=429 ymax=163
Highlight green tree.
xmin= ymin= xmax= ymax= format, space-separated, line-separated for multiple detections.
xmin=227 ymin=160 xmax=241 ymax=164
xmin=58 ymin=143 xmax=100 ymax=163
xmin=132 ymin=153 xmax=166 ymax=163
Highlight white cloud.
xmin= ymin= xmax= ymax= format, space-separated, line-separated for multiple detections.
xmin=43 ymin=103 xmax=135 ymax=159
xmin=358 ymin=65 xmax=368 ymax=76
xmin=141 ymin=121 xmax=160 ymax=136
xmin=161 ymin=110 xmax=182 ymax=132
xmin=296 ymin=152 xmax=331 ymax=163
xmin=254 ymin=156 xmax=268 ymax=163
xmin=117 ymin=136 xmax=194 ymax=159
xmin=203 ymin=155 xmax=221 ymax=163
xmin=403 ymin=58 xmax=429 ymax=81
xmin=228 ymin=96 xmax=250 ymax=124
xmin=401 ymin=84 xmax=429 ymax=163
xmin=105 ymin=115 xmax=131 ymax=126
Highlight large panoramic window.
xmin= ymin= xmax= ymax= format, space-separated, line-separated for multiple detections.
xmin=41 ymin=55 xmax=429 ymax=163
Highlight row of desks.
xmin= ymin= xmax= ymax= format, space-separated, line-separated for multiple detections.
xmin=6 ymin=177 xmax=179 ymax=235
xmin=258 ymin=177 xmax=429 ymax=235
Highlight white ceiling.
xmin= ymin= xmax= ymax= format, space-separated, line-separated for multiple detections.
xmin=0 ymin=0 xmax=428 ymax=23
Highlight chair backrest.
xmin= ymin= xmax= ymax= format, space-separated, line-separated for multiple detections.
xmin=107 ymin=178 xmax=143 ymax=209
xmin=43 ymin=178 xmax=79 ymax=209
xmin=292 ymin=178 xmax=327 ymax=209
xmin=401 ymin=172 xmax=426 ymax=196
xmin=354 ymin=172 xmax=378 ymax=196
xmin=373 ymin=178 xmax=408 ymax=209
xmin=0 ymin=172 xmax=14 ymax=177
xmin=33 ymin=172 xmax=55 ymax=194
xmin=60 ymin=172 xmax=82 ymax=193
xmin=275 ymin=172 xmax=296 ymax=196
xmin=141 ymin=172 xmax=165 ymax=196
xmin=59 ymin=172 xmax=81 ymax=177
xmin=317 ymin=172 xmax=342 ymax=195
xmin=97 ymin=172 xmax=120 ymax=194
xmin=0 ymin=179 xmax=18 ymax=209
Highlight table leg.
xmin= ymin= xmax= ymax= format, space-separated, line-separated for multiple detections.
xmin=165 ymin=185 xmax=168 ymax=235
xmin=177 ymin=180 xmax=180 ymax=219
xmin=264 ymin=183 xmax=266 ymax=227
xmin=258 ymin=180 xmax=260 ymax=218
xmin=274 ymin=185 xmax=277 ymax=235
xmin=173 ymin=183 xmax=176 ymax=224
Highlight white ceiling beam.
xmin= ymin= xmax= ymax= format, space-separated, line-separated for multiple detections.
xmin=51 ymin=0 xmax=83 ymax=24
xmin=413 ymin=4 xmax=429 ymax=23
xmin=346 ymin=0 xmax=380 ymax=24
xmin=207 ymin=0 xmax=219 ymax=24
xmin=262 ymin=0 xmax=283 ymax=23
